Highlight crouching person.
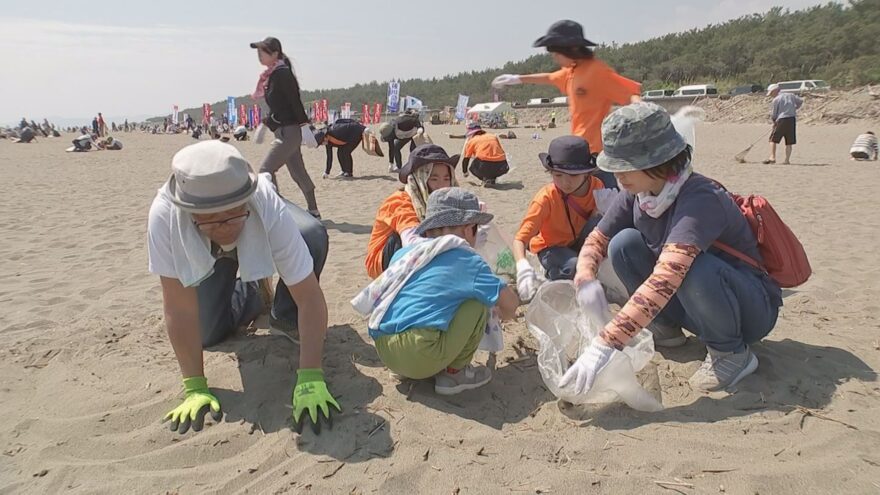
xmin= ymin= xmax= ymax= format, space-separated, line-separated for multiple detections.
xmin=569 ymin=103 xmax=782 ymax=394
xmin=147 ymin=141 xmax=339 ymax=434
xmin=352 ymin=188 xmax=519 ymax=395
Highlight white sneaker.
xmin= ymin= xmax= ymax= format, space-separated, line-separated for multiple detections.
xmin=689 ymin=346 xmax=758 ymax=391
xmin=322 ymin=173 xmax=329 ymax=179
xmin=434 ymin=364 xmax=492 ymax=395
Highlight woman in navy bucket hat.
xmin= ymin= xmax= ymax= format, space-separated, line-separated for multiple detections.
xmin=564 ymin=102 xmax=782 ymax=397
xmin=491 ymin=20 xmax=641 ymax=163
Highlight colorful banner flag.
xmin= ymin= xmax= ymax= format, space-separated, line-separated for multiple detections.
xmin=373 ymin=103 xmax=382 ymax=124
xmin=227 ymin=97 xmax=236 ymax=125
xmin=253 ymin=104 xmax=261 ymax=127
xmin=455 ymin=94 xmax=469 ymax=120
xmin=321 ymin=99 xmax=329 ymax=122
xmin=172 ymin=105 xmax=179 ymax=125
xmin=342 ymin=102 xmax=352 ymax=120
xmin=387 ymin=80 xmax=400 ymax=113
xmin=362 ymin=104 xmax=370 ymax=124
xmin=239 ymin=104 xmax=247 ymax=127
xmin=202 ymin=103 xmax=211 ymax=125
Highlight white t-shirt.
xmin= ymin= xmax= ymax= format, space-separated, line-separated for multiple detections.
xmin=147 ymin=174 xmax=313 ymax=286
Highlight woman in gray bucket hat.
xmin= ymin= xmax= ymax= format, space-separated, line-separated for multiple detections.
xmin=357 ymin=187 xmax=519 ymax=395
xmin=563 ymin=102 xmax=782 ymax=395
xmin=147 ymin=141 xmax=340 ymax=435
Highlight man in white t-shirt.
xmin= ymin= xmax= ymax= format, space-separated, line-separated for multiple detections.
xmin=147 ymin=141 xmax=339 ymax=435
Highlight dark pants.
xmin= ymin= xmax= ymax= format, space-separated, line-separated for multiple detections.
xmin=770 ymin=117 xmax=796 ymax=145
xmin=197 ymin=201 xmax=329 ymax=347
xmin=380 ymin=231 xmax=403 ymax=272
xmin=72 ymin=139 xmax=91 ymax=151
xmin=325 ymin=139 xmax=361 ymax=175
xmin=388 ymin=137 xmax=415 ymax=169
xmin=469 ymin=158 xmax=510 ymax=181
xmin=609 ymin=228 xmax=779 ymax=352
xmin=537 ymin=215 xmax=601 ymax=280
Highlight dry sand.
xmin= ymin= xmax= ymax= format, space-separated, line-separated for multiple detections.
xmin=1 ymin=122 xmax=879 ymax=494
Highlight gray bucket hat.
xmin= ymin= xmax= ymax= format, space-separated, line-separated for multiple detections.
xmin=167 ymin=141 xmax=258 ymax=214
xmin=596 ymin=102 xmax=688 ymax=172
xmin=415 ymin=187 xmax=494 ymax=235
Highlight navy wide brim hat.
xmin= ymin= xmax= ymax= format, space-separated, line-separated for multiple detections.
xmin=533 ymin=20 xmax=596 ymax=48
xmin=538 ymin=135 xmax=597 ymax=175
xmin=398 ymin=143 xmax=460 ymax=184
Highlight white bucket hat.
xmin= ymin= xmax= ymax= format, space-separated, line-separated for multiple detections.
xmin=166 ymin=141 xmax=258 ymax=213
xmin=766 ymin=83 xmax=780 ymax=95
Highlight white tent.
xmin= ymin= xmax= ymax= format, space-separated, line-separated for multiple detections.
xmin=466 ymin=101 xmax=512 ymax=120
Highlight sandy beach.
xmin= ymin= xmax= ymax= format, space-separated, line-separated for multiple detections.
xmin=1 ymin=122 xmax=879 ymax=494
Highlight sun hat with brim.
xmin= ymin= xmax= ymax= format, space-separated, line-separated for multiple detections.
xmin=538 ymin=135 xmax=597 ymax=175
xmin=596 ymin=102 xmax=688 ymax=173
xmin=466 ymin=123 xmax=485 ymax=137
xmin=533 ymin=20 xmax=596 ymax=48
xmin=398 ymin=143 xmax=460 ymax=184
xmin=766 ymin=83 xmax=780 ymax=95
xmin=415 ymin=187 xmax=494 ymax=235
xmin=166 ymin=141 xmax=258 ymax=214
xmin=249 ymin=36 xmax=282 ymax=53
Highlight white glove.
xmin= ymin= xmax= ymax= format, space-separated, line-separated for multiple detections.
xmin=491 ymin=74 xmax=522 ymax=89
xmin=559 ymin=337 xmax=615 ymax=395
xmin=576 ymin=280 xmax=611 ymax=326
xmin=253 ymin=124 xmax=268 ymax=144
xmin=516 ymin=259 xmax=539 ymax=302
xmin=475 ymin=224 xmax=490 ymax=251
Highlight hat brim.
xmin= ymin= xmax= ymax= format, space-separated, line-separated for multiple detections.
xmin=415 ymin=210 xmax=495 ymax=235
xmin=539 ymin=152 xmax=597 ymax=174
xmin=398 ymin=155 xmax=460 ymax=184
xmin=466 ymin=129 xmax=485 ymax=137
xmin=597 ymin=136 xmax=687 ymax=173
xmin=533 ymin=35 xmax=597 ymax=48
xmin=167 ymin=172 xmax=259 ymax=214
xmin=249 ymin=41 xmax=266 ymax=49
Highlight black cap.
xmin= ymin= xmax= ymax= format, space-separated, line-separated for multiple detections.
xmin=249 ymin=37 xmax=282 ymax=53
xmin=538 ymin=135 xmax=597 ymax=175
xmin=398 ymin=144 xmax=460 ymax=184
xmin=533 ymin=20 xmax=596 ymax=48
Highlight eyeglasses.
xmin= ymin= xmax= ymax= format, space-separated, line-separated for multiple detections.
xmin=193 ymin=211 xmax=250 ymax=231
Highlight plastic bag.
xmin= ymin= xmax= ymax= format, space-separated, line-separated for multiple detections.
xmin=670 ymin=105 xmax=705 ymax=150
xmin=475 ymin=223 xmax=517 ymax=283
xmin=525 ymin=281 xmax=663 ymax=412
xmin=301 ymin=124 xmax=319 ymax=149
xmin=478 ymin=307 xmax=504 ymax=353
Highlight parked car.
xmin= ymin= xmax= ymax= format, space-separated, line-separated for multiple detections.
xmin=775 ymin=80 xmax=830 ymax=94
xmin=642 ymin=89 xmax=674 ymax=100
xmin=527 ymin=98 xmax=552 ymax=105
xmin=729 ymin=84 xmax=764 ymax=96
xmin=672 ymin=84 xmax=719 ymax=97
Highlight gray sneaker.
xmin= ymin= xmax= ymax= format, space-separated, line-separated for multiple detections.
xmin=434 ymin=364 xmax=492 ymax=395
xmin=268 ymin=312 xmax=299 ymax=344
xmin=689 ymin=346 xmax=758 ymax=391
xmin=649 ymin=323 xmax=687 ymax=347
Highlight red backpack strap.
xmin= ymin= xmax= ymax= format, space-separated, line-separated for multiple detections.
xmin=711 ymin=240 xmax=765 ymax=272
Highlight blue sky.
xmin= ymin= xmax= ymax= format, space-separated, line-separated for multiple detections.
xmin=0 ymin=0 xmax=832 ymax=124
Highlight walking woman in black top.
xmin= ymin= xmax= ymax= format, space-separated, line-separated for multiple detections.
xmin=250 ymin=37 xmax=320 ymax=218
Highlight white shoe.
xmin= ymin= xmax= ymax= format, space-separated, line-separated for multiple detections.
xmin=322 ymin=173 xmax=329 ymax=179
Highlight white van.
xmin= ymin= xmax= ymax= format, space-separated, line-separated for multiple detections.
xmin=672 ymin=84 xmax=718 ymax=97
xmin=642 ymin=89 xmax=674 ymax=99
xmin=527 ymin=98 xmax=552 ymax=105
xmin=775 ymin=80 xmax=830 ymax=94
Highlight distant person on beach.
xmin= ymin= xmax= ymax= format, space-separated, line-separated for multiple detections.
xmin=233 ymin=125 xmax=248 ymax=141
xmin=97 ymin=113 xmax=106 ymax=137
xmin=103 ymin=136 xmax=123 ymax=150
xmin=250 ymin=36 xmax=320 ymax=219
xmin=849 ymin=131 xmax=878 ymax=161
xmin=512 ymin=136 xmax=604 ymax=302
xmin=461 ymin=124 xmax=509 ymax=186
xmin=353 ymin=187 xmax=519 ymax=394
xmin=147 ymin=141 xmax=339 ymax=435
xmin=492 ymin=19 xmax=641 ymax=188
xmin=315 ymin=118 xmax=365 ymax=179
xmin=763 ymin=83 xmax=803 ymax=164
xmin=365 ymin=144 xmax=459 ymax=279
xmin=12 ymin=126 xmax=36 ymax=143
xmin=71 ymin=133 xmax=100 ymax=151
xmin=570 ymin=102 xmax=782 ymax=394
xmin=385 ymin=111 xmax=423 ymax=173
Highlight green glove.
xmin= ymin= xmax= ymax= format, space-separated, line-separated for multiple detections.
xmin=292 ymin=368 xmax=341 ymax=434
xmin=164 ymin=376 xmax=222 ymax=434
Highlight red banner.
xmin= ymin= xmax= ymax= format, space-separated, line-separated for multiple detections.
xmin=321 ymin=99 xmax=328 ymax=122
xmin=362 ymin=104 xmax=370 ymax=124
xmin=374 ymin=103 xmax=382 ymax=125
xmin=253 ymin=104 xmax=261 ymax=127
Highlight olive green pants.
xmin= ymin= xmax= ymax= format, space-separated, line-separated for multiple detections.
xmin=374 ymin=300 xmax=488 ymax=379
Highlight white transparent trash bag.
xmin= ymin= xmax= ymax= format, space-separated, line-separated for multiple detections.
xmin=525 ymin=281 xmax=664 ymax=412
xmin=475 ymin=223 xmax=517 ymax=283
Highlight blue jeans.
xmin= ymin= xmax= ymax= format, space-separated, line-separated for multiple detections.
xmin=537 ymin=215 xmax=601 ymax=280
xmin=609 ymin=229 xmax=779 ymax=352
xmin=197 ymin=201 xmax=328 ymax=347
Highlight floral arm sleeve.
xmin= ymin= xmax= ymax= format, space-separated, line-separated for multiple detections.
xmin=576 ymin=229 xmax=610 ymax=280
xmin=599 ymin=243 xmax=699 ymax=350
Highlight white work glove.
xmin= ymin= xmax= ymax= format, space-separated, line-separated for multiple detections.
xmin=559 ymin=337 xmax=616 ymax=395
xmin=516 ymin=259 xmax=539 ymax=302
xmin=491 ymin=74 xmax=522 ymax=89
xmin=253 ymin=124 xmax=268 ymax=144
xmin=576 ymin=280 xmax=611 ymax=326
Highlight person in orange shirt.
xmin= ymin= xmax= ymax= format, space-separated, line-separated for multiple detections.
xmin=513 ymin=136 xmax=604 ymax=301
xmin=461 ymin=124 xmax=510 ymax=187
xmin=364 ymin=144 xmax=460 ymax=279
xmin=492 ymin=19 xmax=641 ymax=188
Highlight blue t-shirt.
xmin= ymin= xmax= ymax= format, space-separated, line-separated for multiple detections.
xmin=369 ymin=246 xmax=505 ymax=339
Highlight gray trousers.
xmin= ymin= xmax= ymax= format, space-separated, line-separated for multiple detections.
xmin=259 ymin=124 xmax=318 ymax=211
xmin=197 ymin=201 xmax=329 ymax=347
